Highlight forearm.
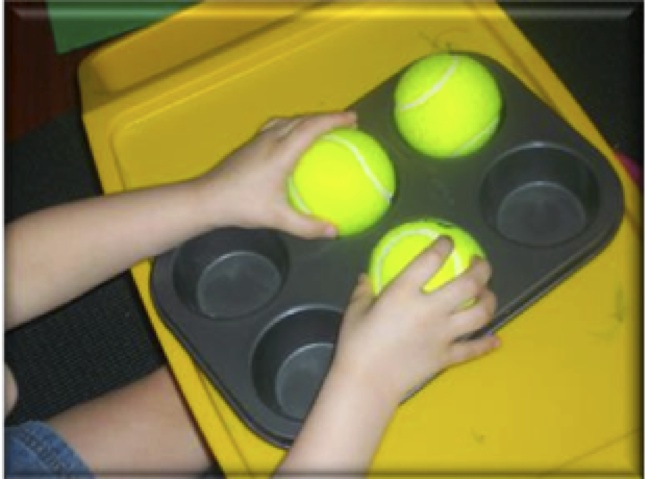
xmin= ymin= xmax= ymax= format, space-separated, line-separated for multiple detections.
xmin=4 ymin=112 xmax=355 ymax=330
xmin=5 ymin=179 xmax=225 ymax=329
xmin=277 ymin=363 xmax=400 ymax=476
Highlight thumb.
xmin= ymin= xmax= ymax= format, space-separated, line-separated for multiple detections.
xmin=346 ymin=274 xmax=375 ymax=315
xmin=281 ymin=209 xmax=338 ymax=239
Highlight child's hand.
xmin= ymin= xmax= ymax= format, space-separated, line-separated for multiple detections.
xmin=193 ymin=111 xmax=357 ymax=238
xmin=332 ymin=237 xmax=500 ymax=406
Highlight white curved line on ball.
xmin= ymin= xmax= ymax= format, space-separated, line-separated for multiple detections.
xmin=288 ymin=177 xmax=312 ymax=214
xmin=323 ymin=133 xmax=393 ymax=201
xmin=396 ymin=55 xmax=460 ymax=112
xmin=449 ymin=115 xmax=500 ymax=157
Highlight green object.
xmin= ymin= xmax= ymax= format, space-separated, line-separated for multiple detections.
xmin=46 ymin=1 xmax=196 ymax=53
xmin=394 ymin=53 xmax=503 ymax=158
xmin=369 ymin=218 xmax=486 ymax=295
xmin=288 ymin=128 xmax=396 ymax=237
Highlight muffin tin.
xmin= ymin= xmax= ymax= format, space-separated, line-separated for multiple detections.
xmin=150 ymin=52 xmax=623 ymax=447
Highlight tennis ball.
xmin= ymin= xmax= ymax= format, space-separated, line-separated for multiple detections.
xmin=288 ymin=128 xmax=396 ymax=236
xmin=369 ymin=218 xmax=485 ymax=295
xmin=394 ymin=52 xmax=502 ymax=158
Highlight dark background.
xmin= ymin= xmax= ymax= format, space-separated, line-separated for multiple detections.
xmin=4 ymin=0 xmax=643 ymax=473
xmin=506 ymin=1 xmax=643 ymax=162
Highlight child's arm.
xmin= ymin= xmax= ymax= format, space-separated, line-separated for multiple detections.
xmin=6 ymin=109 xmax=499 ymax=475
xmin=278 ymin=238 xmax=499 ymax=475
xmin=5 ymin=112 xmax=356 ymax=330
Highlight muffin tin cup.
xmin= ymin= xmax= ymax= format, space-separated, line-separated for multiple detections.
xmin=481 ymin=144 xmax=600 ymax=248
xmin=151 ymin=52 xmax=623 ymax=447
xmin=252 ymin=307 xmax=341 ymax=422
xmin=171 ymin=228 xmax=289 ymax=320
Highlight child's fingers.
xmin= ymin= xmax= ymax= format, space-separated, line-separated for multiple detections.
xmin=280 ymin=209 xmax=337 ymax=239
xmin=345 ymin=274 xmax=374 ymax=316
xmin=278 ymin=111 xmax=358 ymax=165
xmin=428 ymin=258 xmax=492 ymax=313
xmin=275 ymin=118 xmax=306 ymax=138
xmin=259 ymin=117 xmax=289 ymax=132
xmin=449 ymin=289 xmax=497 ymax=339
xmin=259 ymin=117 xmax=307 ymax=141
xmin=385 ymin=236 xmax=453 ymax=297
xmin=444 ymin=334 xmax=501 ymax=367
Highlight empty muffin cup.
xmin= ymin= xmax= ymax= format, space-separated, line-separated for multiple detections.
xmin=252 ymin=307 xmax=341 ymax=421
xmin=171 ymin=228 xmax=288 ymax=319
xmin=481 ymin=145 xmax=600 ymax=247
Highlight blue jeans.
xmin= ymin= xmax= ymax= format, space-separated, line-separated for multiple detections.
xmin=5 ymin=421 xmax=93 ymax=478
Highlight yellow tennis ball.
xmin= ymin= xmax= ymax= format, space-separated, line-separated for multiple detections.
xmin=394 ymin=52 xmax=502 ymax=158
xmin=288 ymin=128 xmax=396 ymax=236
xmin=369 ymin=219 xmax=485 ymax=295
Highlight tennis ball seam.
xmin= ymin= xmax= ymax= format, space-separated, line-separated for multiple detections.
xmin=395 ymin=55 xmax=460 ymax=113
xmin=372 ymin=227 xmax=463 ymax=293
xmin=323 ymin=133 xmax=394 ymax=201
xmin=449 ymin=114 xmax=500 ymax=157
xmin=288 ymin=177 xmax=311 ymax=214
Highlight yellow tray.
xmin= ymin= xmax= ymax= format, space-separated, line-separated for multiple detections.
xmin=79 ymin=2 xmax=641 ymax=476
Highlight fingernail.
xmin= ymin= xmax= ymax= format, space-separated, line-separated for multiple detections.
xmin=435 ymin=235 xmax=453 ymax=251
xmin=324 ymin=224 xmax=338 ymax=238
xmin=345 ymin=111 xmax=358 ymax=124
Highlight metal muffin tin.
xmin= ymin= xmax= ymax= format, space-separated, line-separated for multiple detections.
xmin=150 ymin=52 xmax=624 ymax=447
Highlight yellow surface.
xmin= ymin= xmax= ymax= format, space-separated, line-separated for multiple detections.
xmin=79 ymin=1 xmax=642 ymax=477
